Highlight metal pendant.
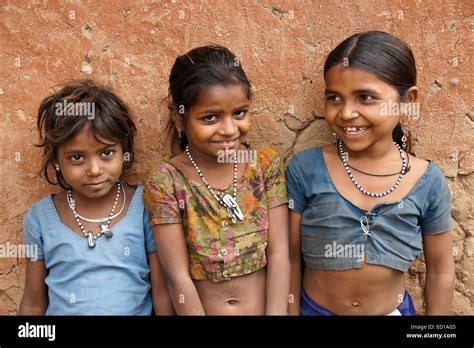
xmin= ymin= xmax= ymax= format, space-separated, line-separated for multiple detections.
xmin=222 ymin=194 xmax=244 ymax=223
xmin=100 ymin=224 xmax=113 ymax=238
xmin=87 ymin=231 xmax=96 ymax=248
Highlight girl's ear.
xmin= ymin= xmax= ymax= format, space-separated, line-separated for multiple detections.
xmin=168 ymin=98 xmax=185 ymax=133
xmin=405 ymin=86 xmax=419 ymax=103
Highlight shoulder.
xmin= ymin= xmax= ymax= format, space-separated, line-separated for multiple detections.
xmin=26 ymin=194 xmax=55 ymax=219
xmin=24 ymin=194 xmax=57 ymax=236
xmin=145 ymin=158 xmax=181 ymax=183
xmin=425 ymin=161 xmax=450 ymax=191
xmin=287 ymin=146 xmax=323 ymax=168
xmin=409 ymin=155 xmax=446 ymax=185
xmin=144 ymin=159 xmax=184 ymax=198
xmin=409 ymin=157 xmax=451 ymax=205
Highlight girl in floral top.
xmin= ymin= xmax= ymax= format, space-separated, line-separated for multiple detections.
xmin=144 ymin=45 xmax=290 ymax=315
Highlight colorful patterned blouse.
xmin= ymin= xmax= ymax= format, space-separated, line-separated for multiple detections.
xmin=143 ymin=143 xmax=288 ymax=282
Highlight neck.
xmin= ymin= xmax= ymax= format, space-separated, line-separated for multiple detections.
xmin=70 ymin=182 xmax=120 ymax=212
xmin=342 ymin=137 xmax=398 ymax=162
xmin=187 ymin=145 xmax=234 ymax=171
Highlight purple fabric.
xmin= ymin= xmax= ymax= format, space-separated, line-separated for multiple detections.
xmin=300 ymin=288 xmax=416 ymax=316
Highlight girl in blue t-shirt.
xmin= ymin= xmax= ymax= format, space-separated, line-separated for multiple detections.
xmin=287 ymin=31 xmax=454 ymax=315
xmin=19 ymin=80 xmax=174 ymax=315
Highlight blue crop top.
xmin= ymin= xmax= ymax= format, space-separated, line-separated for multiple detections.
xmin=286 ymin=147 xmax=453 ymax=272
xmin=23 ymin=186 xmax=157 ymax=315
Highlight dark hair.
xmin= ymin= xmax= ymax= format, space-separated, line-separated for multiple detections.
xmin=324 ymin=31 xmax=416 ymax=153
xmin=166 ymin=45 xmax=252 ymax=154
xmin=36 ymin=79 xmax=137 ymax=189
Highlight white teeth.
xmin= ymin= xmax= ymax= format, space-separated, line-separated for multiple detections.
xmin=343 ymin=127 xmax=367 ymax=135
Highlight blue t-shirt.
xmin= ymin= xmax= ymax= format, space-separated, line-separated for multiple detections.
xmin=286 ymin=147 xmax=453 ymax=272
xmin=23 ymin=185 xmax=157 ymax=315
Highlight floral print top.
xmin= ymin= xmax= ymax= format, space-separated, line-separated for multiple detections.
xmin=143 ymin=143 xmax=288 ymax=282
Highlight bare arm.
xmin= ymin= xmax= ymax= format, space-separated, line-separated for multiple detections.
xmin=423 ymin=230 xmax=455 ymax=315
xmin=288 ymin=210 xmax=302 ymax=315
xmin=152 ymin=224 xmax=205 ymax=315
xmin=147 ymin=252 xmax=176 ymax=315
xmin=265 ymin=204 xmax=290 ymax=315
xmin=19 ymin=259 xmax=48 ymax=315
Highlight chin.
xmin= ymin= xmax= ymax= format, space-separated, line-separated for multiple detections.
xmin=339 ymin=138 xmax=371 ymax=153
xmin=79 ymin=181 xmax=115 ymax=197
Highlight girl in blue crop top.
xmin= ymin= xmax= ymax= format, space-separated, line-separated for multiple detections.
xmin=286 ymin=31 xmax=454 ymax=316
xmin=19 ymin=80 xmax=174 ymax=315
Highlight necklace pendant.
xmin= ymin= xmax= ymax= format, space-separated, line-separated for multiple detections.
xmin=87 ymin=231 xmax=96 ymax=248
xmin=222 ymin=194 xmax=244 ymax=223
xmin=100 ymin=224 xmax=113 ymax=238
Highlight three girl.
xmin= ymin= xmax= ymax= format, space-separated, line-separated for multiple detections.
xmin=287 ymin=31 xmax=454 ymax=315
xmin=20 ymin=80 xmax=174 ymax=315
xmin=143 ymin=45 xmax=290 ymax=315
xmin=22 ymin=32 xmax=454 ymax=316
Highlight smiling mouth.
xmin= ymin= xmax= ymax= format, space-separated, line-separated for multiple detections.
xmin=211 ymin=138 xmax=239 ymax=146
xmin=342 ymin=126 xmax=369 ymax=136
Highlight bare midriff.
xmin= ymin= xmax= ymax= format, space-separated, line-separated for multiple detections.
xmin=193 ymin=268 xmax=266 ymax=315
xmin=303 ymin=263 xmax=406 ymax=315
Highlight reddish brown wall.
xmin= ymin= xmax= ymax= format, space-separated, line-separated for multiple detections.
xmin=1 ymin=0 xmax=472 ymax=314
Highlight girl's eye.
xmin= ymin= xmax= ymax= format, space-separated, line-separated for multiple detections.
xmin=203 ymin=115 xmax=217 ymax=122
xmin=326 ymin=95 xmax=341 ymax=102
xmin=234 ymin=110 xmax=248 ymax=119
xmin=70 ymin=154 xmax=84 ymax=161
xmin=102 ymin=149 xmax=115 ymax=157
xmin=360 ymin=94 xmax=375 ymax=102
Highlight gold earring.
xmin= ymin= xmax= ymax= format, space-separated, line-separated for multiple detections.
xmin=54 ymin=164 xmax=60 ymax=172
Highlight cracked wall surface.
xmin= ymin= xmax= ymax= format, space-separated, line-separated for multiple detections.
xmin=0 ymin=0 xmax=472 ymax=315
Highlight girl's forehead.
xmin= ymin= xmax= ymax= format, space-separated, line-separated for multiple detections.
xmin=324 ymin=65 xmax=396 ymax=93
xmin=61 ymin=122 xmax=116 ymax=150
xmin=193 ymin=84 xmax=249 ymax=108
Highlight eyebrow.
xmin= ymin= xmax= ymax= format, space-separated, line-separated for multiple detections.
xmin=63 ymin=143 xmax=116 ymax=155
xmin=196 ymin=103 xmax=250 ymax=116
xmin=325 ymin=88 xmax=381 ymax=96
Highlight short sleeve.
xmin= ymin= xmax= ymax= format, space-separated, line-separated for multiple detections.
xmin=23 ymin=207 xmax=45 ymax=261
xmin=285 ymin=156 xmax=307 ymax=214
xmin=421 ymin=166 xmax=453 ymax=234
xmin=143 ymin=163 xmax=182 ymax=226
xmin=143 ymin=209 xmax=157 ymax=254
xmin=259 ymin=145 xmax=288 ymax=209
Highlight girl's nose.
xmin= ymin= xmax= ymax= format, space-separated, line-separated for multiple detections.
xmin=220 ymin=117 xmax=238 ymax=136
xmin=338 ymin=103 xmax=360 ymax=120
xmin=86 ymin=158 xmax=103 ymax=176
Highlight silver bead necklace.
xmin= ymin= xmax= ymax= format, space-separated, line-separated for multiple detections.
xmin=67 ymin=184 xmax=126 ymax=222
xmin=67 ymin=181 xmax=123 ymax=248
xmin=337 ymin=139 xmax=407 ymax=197
xmin=185 ymin=145 xmax=244 ymax=223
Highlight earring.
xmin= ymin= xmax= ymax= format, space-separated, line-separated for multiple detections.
xmin=122 ymin=152 xmax=130 ymax=163
xmin=178 ymin=131 xmax=182 ymax=139
xmin=400 ymin=123 xmax=408 ymax=149
xmin=54 ymin=164 xmax=60 ymax=172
